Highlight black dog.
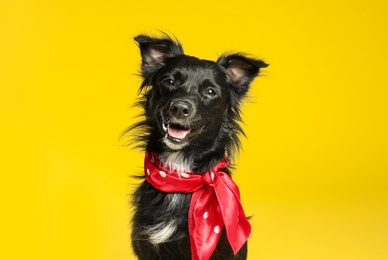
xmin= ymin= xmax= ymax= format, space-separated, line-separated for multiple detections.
xmin=128 ymin=34 xmax=268 ymax=260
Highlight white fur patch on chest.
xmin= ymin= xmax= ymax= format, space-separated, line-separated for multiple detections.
xmin=145 ymin=193 xmax=184 ymax=244
xmin=148 ymin=219 xmax=178 ymax=245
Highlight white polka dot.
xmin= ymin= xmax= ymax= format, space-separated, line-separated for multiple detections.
xmin=146 ymin=169 xmax=150 ymax=176
xmin=211 ymin=172 xmax=215 ymax=182
xmin=214 ymin=226 xmax=220 ymax=234
xmin=159 ymin=171 xmax=167 ymax=177
xmin=181 ymin=172 xmax=190 ymax=178
xmin=203 ymin=212 xmax=209 ymax=219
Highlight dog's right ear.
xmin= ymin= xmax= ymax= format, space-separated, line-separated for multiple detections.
xmin=217 ymin=53 xmax=268 ymax=98
xmin=134 ymin=35 xmax=184 ymax=77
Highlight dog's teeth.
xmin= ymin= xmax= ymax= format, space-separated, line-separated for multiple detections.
xmin=162 ymin=123 xmax=169 ymax=132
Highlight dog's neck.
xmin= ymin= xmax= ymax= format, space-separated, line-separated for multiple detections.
xmin=158 ymin=150 xmax=226 ymax=175
xmin=160 ymin=151 xmax=195 ymax=173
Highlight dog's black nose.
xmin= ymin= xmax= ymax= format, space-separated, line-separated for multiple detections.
xmin=170 ymin=100 xmax=193 ymax=119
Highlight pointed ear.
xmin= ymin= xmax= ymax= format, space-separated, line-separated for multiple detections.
xmin=134 ymin=34 xmax=184 ymax=76
xmin=217 ymin=53 xmax=268 ymax=96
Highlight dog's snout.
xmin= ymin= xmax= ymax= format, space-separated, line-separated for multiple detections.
xmin=169 ymin=100 xmax=193 ymax=119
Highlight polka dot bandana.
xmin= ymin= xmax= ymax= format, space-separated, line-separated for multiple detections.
xmin=144 ymin=152 xmax=251 ymax=260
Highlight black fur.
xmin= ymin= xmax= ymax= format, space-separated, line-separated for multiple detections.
xmin=126 ymin=34 xmax=268 ymax=260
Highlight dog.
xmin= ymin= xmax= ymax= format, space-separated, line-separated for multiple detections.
xmin=127 ymin=34 xmax=268 ymax=260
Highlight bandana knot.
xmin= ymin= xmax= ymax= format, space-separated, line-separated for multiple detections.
xmin=203 ymin=171 xmax=215 ymax=186
xmin=144 ymin=152 xmax=251 ymax=260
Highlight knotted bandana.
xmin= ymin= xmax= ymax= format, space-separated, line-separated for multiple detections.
xmin=144 ymin=152 xmax=251 ymax=260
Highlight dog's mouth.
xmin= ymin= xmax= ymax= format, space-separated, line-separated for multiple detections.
xmin=162 ymin=123 xmax=192 ymax=142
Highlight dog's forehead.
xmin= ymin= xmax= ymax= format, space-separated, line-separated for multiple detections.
xmin=164 ymin=56 xmax=225 ymax=80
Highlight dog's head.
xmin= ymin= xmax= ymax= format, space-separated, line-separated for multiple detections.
xmin=131 ymin=34 xmax=268 ymax=161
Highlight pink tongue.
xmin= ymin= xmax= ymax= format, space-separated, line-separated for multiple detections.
xmin=168 ymin=127 xmax=191 ymax=139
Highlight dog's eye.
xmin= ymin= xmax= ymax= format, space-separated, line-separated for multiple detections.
xmin=162 ymin=78 xmax=175 ymax=88
xmin=204 ymin=87 xmax=217 ymax=97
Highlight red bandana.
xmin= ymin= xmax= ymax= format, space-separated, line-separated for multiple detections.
xmin=144 ymin=152 xmax=251 ymax=260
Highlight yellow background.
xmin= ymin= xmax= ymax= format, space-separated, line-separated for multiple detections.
xmin=1 ymin=0 xmax=387 ymax=259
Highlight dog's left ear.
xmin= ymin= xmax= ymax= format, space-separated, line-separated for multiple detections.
xmin=134 ymin=34 xmax=184 ymax=77
xmin=217 ymin=54 xmax=268 ymax=96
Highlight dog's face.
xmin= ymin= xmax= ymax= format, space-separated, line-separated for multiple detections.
xmin=135 ymin=35 xmax=268 ymax=155
xmin=153 ymin=56 xmax=231 ymax=151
